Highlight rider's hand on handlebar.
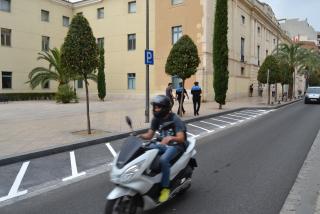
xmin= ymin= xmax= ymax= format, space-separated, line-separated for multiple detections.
xmin=160 ymin=136 xmax=174 ymax=145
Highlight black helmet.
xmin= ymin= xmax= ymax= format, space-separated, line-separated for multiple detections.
xmin=151 ymin=95 xmax=172 ymax=118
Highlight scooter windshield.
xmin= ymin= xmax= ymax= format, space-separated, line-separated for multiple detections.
xmin=116 ymin=136 xmax=144 ymax=169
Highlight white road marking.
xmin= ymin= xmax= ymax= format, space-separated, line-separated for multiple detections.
xmin=245 ymin=110 xmax=265 ymax=114
xmin=219 ymin=116 xmax=243 ymax=123
xmin=233 ymin=112 xmax=256 ymax=118
xmin=187 ymin=132 xmax=199 ymax=138
xmin=106 ymin=143 xmax=117 ymax=157
xmin=188 ymin=124 xmax=214 ymax=133
xmin=228 ymin=114 xmax=250 ymax=119
xmin=241 ymin=110 xmax=263 ymax=115
xmin=62 ymin=151 xmax=86 ymax=182
xmin=210 ymin=118 xmax=237 ymax=125
xmin=200 ymin=121 xmax=225 ymax=128
xmin=0 ymin=161 xmax=30 ymax=202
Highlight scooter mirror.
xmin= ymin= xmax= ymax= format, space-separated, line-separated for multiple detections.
xmin=125 ymin=116 xmax=133 ymax=129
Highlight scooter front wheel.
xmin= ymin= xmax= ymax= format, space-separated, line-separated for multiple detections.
xmin=105 ymin=195 xmax=143 ymax=214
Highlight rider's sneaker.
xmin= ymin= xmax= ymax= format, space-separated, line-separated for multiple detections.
xmin=159 ymin=188 xmax=170 ymax=203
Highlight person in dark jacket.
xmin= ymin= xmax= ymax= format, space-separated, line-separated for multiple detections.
xmin=191 ymin=81 xmax=202 ymax=116
xmin=175 ymin=82 xmax=189 ymax=115
xmin=165 ymin=83 xmax=175 ymax=107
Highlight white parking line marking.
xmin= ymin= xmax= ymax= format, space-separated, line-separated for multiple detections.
xmin=219 ymin=116 xmax=243 ymax=123
xmin=210 ymin=118 xmax=237 ymax=125
xmin=200 ymin=121 xmax=225 ymax=128
xmin=106 ymin=143 xmax=117 ymax=158
xmin=62 ymin=151 xmax=86 ymax=182
xmin=241 ymin=110 xmax=262 ymax=115
xmin=0 ymin=161 xmax=30 ymax=202
xmin=188 ymin=124 xmax=214 ymax=133
xmin=187 ymin=132 xmax=199 ymax=138
xmin=233 ymin=112 xmax=256 ymax=118
xmin=228 ymin=114 xmax=250 ymax=119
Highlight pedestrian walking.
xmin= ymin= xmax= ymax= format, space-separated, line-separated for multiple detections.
xmin=191 ymin=81 xmax=202 ymax=116
xmin=249 ymin=84 xmax=253 ymax=97
xmin=165 ymin=83 xmax=175 ymax=107
xmin=176 ymin=82 xmax=189 ymax=115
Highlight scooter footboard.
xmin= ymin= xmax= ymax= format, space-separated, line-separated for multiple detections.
xmin=107 ymin=186 xmax=137 ymax=200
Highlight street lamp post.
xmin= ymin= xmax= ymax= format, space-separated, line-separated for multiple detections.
xmin=145 ymin=0 xmax=150 ymax=123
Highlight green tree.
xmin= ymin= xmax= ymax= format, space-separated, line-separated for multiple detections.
xmin=258 ymin=55 xmax=280 ymax=104
xmin=165 ymin=35 xmax=200 ymax=116
xmin=213 ymin=0 xmax=229 ymax=109
xmin=61 ymin=14 xmax=99 ymax=134
xmin=274 ymin=43 xmax=305 ymax=98
xmin=97 ymin=47 xmax=106 ymax=101
xmin=27 ymin=48 xmax=71 ymax=89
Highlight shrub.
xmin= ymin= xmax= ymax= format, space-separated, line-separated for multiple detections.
xmin=55 ymin=84 xmax=78 ymax=103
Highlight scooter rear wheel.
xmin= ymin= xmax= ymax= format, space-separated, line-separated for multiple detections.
xmin=105 ymin=195 xmax=143 ymax=214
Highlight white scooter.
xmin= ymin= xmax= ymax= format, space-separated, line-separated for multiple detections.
xmin=105 ymin=117 xmax=197 ymax=214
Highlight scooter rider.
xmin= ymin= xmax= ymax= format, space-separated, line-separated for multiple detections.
xmin=140 ymin=95 xmax=187 ymax=203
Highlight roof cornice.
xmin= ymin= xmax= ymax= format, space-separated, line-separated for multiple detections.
xmin=73 ymin=0 xmax=103 ymax=8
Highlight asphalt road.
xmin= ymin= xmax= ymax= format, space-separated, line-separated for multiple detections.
xmin=1 ymin=101 xmax=320 ymax=214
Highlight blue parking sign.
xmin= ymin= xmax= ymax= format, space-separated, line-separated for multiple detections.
xmin=145 ymin=50 xmax=154 ymax=65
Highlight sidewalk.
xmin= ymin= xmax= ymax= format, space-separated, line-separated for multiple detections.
xmin=0 ymin=95 xmax=274 ymax=159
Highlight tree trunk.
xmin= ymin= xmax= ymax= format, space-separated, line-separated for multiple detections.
xmin=219 ymin=103 xmax=222 ymax=109
xmin=288 ymin=83 xmax=293 ymax=100
xmin=281 ymin=84 xmax=284 ymax=101
xmin=84 ymin=76 xmax=91 ymax=134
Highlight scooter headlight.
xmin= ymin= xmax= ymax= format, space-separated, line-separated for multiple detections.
xmin=120 ymin=160 xmax=145 ymax=183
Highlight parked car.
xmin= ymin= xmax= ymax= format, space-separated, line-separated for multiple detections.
xmin=305 ymin=87 xmax=320 ymax=104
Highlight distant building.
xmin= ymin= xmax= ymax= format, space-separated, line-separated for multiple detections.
xmin=280 ymin=18 xmax=317 ymax=45
xmin=0 ymin=0 xmax=292 ymax=100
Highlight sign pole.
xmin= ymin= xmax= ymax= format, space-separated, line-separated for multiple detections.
xmin=145 ymin=0 xmax=150 ymax=123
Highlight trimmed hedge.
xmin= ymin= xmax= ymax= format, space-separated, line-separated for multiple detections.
xmin=0 ymin=93 xmax=56 ymax=101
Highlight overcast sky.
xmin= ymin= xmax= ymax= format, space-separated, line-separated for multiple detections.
xmin=69 ymin=0 xmax=319 ymax=31
xmin=261 ymin=0 xmax=319 ymax=31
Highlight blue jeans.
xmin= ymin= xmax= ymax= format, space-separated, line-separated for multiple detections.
xmin=148 ymin=143 xmax=178 ymax=188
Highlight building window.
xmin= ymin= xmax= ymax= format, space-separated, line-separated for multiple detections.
xmin=240 ymin=37 xmax=245 ymax=62
xmin=42 ymin=36 xmax=50 ymax=51
xmin=128 ymin=34 xmax=136 ymax=51
xmin=257 ymin=45 xmax=260 ymax=66
xmin=128 ymin=1 xmax=136 ymax=13
xmin=257 ymin=26 xmax=261 ymax=34
xmin=62 ymin=16 xmax=69 ymax=27
xmin=97 ymin=37 xmax=104 ymax=49
xmin=77 ymin=12 xmax=83 ymax=15
xmin=77 ymin=80 xmax=83 ymax=89
xmin=2 ymin=71 xmax=12 ymax=89
xmin=172 ymin=0 xmax=183 ymax=5
xmin=41 ymin=10 xmax=49 ymax=22
xmin=0 ymin=0 xmax=10 ymax=12
xmin=273 ymin=38 xmax=276 ymax=45
xmin=97 ymin=7 xmax=104 ymax=19
xmin=241 ymin=15 xmax=245 ymax=24
xmin=128 ymin=73 xmax=136 ymax=89
xmin=172 ymin=26 xmax=182 ymax=45
xmin=241 ymin=67 xmax=244 ymax=75
xmin=266 ymin=50 xmax=269 ymax=56
xmin=1 ymin=28 xmax=11 ymax=46
xmin=42 ymin=81 xmax=50 ymax=89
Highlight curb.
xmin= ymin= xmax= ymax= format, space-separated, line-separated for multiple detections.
xmin=0 ymin=99 xmax=302 ymax=167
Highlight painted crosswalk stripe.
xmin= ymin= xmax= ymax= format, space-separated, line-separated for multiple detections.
xmin=188 ymin=124 xmax=214 ymax=133
xmin=62 ymin=151 xmax=86 ymax=182
xmin=233 ymin=112 xmax=257 ymax=118
xmin=187 ymin=132 xmax=199 ymax=138
xmin=210 ymin=117 xmax=237 ymax=125
xmin=106 ymin=143 xmax=117 ymax=158
xmin=0 ymin=161 xmax=30 ymax=202
xmin=219 ymin=116 xmax=243 ymax=123
xmin=228 ymin=114 xmax=250 ymax=119
xmin=200 ymin=121 xmax=225 ymax=128
xmin=241 ymin=110 xmax=263 ymax=115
